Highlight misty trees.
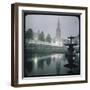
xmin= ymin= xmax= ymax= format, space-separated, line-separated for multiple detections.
xmin=38 ymin=31 xmax=45 ymax=41
xmin=25 ymin=28 xmax=52 ymax=43
xmin=25 ymin=28 xmax=33 ymax=41
xmin=38 ymin=32 xmax=52 ymax=43
xmin=46 ymin=34 xmax=52 ymax=43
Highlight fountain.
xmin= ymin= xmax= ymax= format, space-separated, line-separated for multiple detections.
xmin=64 ymin=36 xmax=78 ymax=70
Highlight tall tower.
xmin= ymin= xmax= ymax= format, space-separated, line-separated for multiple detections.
xmin=56 ymin=18 xmax=61 ymax=42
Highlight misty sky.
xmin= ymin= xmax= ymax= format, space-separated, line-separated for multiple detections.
xmin=25 ymin=15 xmax=79 ymax=39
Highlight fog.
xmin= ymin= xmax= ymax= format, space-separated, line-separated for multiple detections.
xmin=25 ymin=15 xmax=79 ymax=39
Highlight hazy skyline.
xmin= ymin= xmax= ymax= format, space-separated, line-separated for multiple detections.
xmin=25 ymin=15 xmax=79 ymax=39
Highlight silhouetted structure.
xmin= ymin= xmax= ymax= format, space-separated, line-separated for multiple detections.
xmin=64 ymin=36 xmax=78 ymax=69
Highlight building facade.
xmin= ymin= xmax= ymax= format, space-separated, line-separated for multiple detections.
xmin=54 ymin=18 xmax=63 ymax=46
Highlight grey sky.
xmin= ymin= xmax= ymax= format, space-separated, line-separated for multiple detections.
xmin=25 ymin=15 xmax=79 ymax=39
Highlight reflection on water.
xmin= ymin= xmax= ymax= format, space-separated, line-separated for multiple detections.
xmin=24 ymin=53 xmax=80 ymax=77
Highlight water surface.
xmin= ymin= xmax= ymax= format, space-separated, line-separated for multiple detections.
xmin=24 ymin=53 xmax=80 ymax=77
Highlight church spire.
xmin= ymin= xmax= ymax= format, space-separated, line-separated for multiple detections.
xmin=57 ymin=17 xmax=60 ymax=29
xmin=56 ymin=17 xmax=61 ymax=42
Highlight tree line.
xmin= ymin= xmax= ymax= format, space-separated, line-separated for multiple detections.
xmin=25 ymin=28 xmax=52 ymax=43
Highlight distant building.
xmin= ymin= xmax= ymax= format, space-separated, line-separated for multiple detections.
xmin=28 ymin=18 xmax=64 ymax=47
xmin=54 ymin=18 xmax=63 ymax=46
xmin=56 ymin=18 xmax=61 ymax=41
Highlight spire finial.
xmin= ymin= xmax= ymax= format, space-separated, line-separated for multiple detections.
xmin=57 ymin=17 xmax=60 ymax=28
